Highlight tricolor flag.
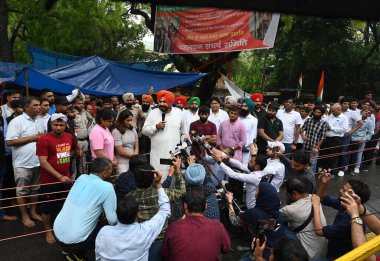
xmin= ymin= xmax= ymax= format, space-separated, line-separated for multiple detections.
xmin=317 ymin=70 xmax=324 ymax=102
xmin=297 ymin=72 xmax=302 ymax=99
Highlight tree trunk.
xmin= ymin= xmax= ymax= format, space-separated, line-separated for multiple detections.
xmin=0 ymin=0 xmax=13 ymax=62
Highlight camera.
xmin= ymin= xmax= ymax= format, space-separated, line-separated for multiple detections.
xmin=254 ymin=218 xmax=280 ymax=248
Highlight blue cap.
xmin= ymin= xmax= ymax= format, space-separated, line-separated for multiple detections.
xmin=184 ymin=164 xmax=206 ymax=185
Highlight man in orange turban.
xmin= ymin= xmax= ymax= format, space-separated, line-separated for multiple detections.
xmin=174 ymin=96 xmax=187 ymax=110
xmin=157 ymin=90 xmax=175 ymax=106
xmin=250 ymin=93 xmax=266 ymax=120
xmin=142 ymin=90 xmax=185 ymax=180
xmin=142 ymin=94 xmax=153 ymax=105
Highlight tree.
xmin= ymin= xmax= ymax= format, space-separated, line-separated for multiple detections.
xmin=0 ymin=0 xmax=150 ymax=63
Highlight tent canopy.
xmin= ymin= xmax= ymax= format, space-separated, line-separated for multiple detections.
xmin=13 ymin=56 xmax=206 ymax=95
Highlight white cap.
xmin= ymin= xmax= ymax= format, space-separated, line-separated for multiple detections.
xmin=267 ymin=141 xmax=285 ymax=153
xmin=51 ymin=113 xmax=68 ymax=122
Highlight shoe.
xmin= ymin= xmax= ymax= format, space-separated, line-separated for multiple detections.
xmin=338 ymin=171 xmax=345 ymax=177
xmin=354 ymin=168 xmax=360 ymax=174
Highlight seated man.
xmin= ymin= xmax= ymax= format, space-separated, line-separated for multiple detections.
xmin=161 ymin=189 xmax=231 ymax=260
xmin=278 ymin=149 xmax=316 ymax=194
xmin=126 ymin=157 xmax=186 ymax=260
xmin=53 ymin=157 xmax=117 ymax=260
xmin=280 ymin=178 xmax=327 ymax=259
xmin=96 ymin=171 xmax=171 ymax=261
xmin=311 ymin=172 xmax=371 ymax=260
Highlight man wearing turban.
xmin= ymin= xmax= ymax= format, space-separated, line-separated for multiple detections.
xmin=250 ymin=93 xmax=267 ymax=120
xmin=240 ymin=98 xmax=258 ymax=165
xmin=174 ymin=96 xmax=187 ymax=110
xmin=183 ymin=96 xmax=200 ymax=134
xmin=142 ymin=90 xmax=185 ymax=180
xmin=118 ymin=92 xmax=145 ymax=133
xmin=224 ymin=96 xmax=237 ymax=112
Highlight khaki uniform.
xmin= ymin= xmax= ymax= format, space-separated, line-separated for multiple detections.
xmin=74 ymin=110 xmax=93 ymax=174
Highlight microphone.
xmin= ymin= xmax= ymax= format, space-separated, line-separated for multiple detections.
xmin=161 ymin=112 xmax=165 ymax=130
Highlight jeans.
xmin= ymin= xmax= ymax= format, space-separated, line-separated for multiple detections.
xmin=339 ymin=136 xmax=351 ymax=170
xmin=309 ymin=151 xmax=319 ymax=174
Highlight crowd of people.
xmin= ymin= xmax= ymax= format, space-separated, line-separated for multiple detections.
xmin=1 ymin=87 xmax=380 ymax=261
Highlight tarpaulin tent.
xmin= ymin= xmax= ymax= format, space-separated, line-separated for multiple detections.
xmin=28 ymin=45 xmax=173 ymax=71
xmin=12 ymin=56 xmax=206 ymax=95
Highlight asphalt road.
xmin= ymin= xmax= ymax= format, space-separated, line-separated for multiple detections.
xmin=1 ymin=163 xmax=379 ymax=261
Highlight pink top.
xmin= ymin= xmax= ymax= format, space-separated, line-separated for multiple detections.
xmin=89 ymin=124 xmax=115 ymax=160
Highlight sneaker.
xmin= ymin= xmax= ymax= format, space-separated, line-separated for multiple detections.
xmin=338 ymin=171 xmax=345 ymax=177
xmin=354 ymin=168 xmax=360 ymax=174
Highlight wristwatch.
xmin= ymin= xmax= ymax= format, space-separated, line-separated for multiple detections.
xmin=351 ymin=217 xmax=363 ymax=225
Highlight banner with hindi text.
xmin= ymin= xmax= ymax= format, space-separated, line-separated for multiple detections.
xmin=154 ymin=6 xmax=280 ymax=54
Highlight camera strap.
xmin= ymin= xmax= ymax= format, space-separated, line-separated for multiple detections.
xmin=292 ymin=205 xmax=314 ymax=233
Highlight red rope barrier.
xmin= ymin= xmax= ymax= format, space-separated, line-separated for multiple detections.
xmin=0 ymin=181 xmax=62 ymax=191
xmin=0 ymin=190 xmax=70 ymax=202
xmin=312 ymin=146 xmax=376 ymax=160
xmin=0 ymin=229 xmax=52 ymax=243
xmin=0 ymin=198 xmax=66 ymax=210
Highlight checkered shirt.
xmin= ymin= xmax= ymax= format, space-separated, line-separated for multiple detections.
xmin=301 ymin=117 xmax=328 ymax=150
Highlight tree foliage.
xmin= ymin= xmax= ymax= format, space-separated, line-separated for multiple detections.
xmin=2 ymin=0 xmax=153 ymax=63
xmin=233 ymin=16 xmax=380 ymax=99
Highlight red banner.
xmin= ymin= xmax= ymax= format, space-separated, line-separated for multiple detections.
xmin=154 ymin=6 xmax=279 ymax=54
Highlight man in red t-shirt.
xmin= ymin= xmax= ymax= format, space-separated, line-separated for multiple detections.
xmin=36 ymin=113 xmax=78 ymax=244
xmin=161 ymin=189 xmax=231 ymax=260
xmin=189 ymin=105 xmax=217 ymax=157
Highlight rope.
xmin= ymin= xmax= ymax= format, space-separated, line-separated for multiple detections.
xmin=0 ymin=189 xmax=70 ymax=202
xmin=0 ymin=198 xmax=66 ymax=210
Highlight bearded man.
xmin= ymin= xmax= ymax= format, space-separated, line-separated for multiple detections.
xmin=183 ymin=96 xmax=200 ymax=134
xmin=142 ymin=90 xmax=185 ymax=180
xmin=174 ymin=96 xmax=187 ymax=111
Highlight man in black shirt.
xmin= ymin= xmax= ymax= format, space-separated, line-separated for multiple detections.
xmin=257 ymin=103 xmax=283 ymax=155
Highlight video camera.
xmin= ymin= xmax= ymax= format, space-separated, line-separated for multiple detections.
xmin=254 ymin=218 xmax=280 ymax=248
xmin=159 ymin=137 xmax=191 ymax=169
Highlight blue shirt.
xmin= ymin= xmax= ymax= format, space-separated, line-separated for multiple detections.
xmin=95 ymin=188 xmax=170 ymax=261
xmin=351 ymin=118 xmax=374 ymax=141
xmin=53 ymin=174 xmax=117 ymax=244
xmin=47 ymin=104 xmax=56 ymax=115
xmin=322 ymin=195 xmax=365 ymax=259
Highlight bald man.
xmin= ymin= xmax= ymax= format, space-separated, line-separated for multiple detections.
xmin=319 ymin=103 xmax=349 ymax=177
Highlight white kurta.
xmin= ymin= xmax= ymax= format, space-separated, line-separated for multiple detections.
xmin=208 ymin=109 xmax=229 ymax=132
xmin=142 ymin=107 xmax=184 ymax=180
xmin=183 ymin=109 xmax=199 ymax=134
xmin=240 ymin=114 xmax=258 ymax=165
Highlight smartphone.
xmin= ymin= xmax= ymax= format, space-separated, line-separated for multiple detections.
xmin=160 ymin=158 xmax=173 ymax=165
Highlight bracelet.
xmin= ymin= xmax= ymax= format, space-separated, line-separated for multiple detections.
xmin=360 ymin=205 xmax=367 ymax=216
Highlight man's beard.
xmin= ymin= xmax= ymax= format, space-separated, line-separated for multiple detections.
xmin=142 ymin=104 xmax=150 ymax=112
xmin=199 ymin=117 xmax=208 ymax=123
xmin=159 ymin=105 xmax=169 ymax=113
xmin=190 ymin=107 xmax=198 ymax=112
xmin=240 ymin=109 xmax=250 ymax=117
xmin=313 ymin=115 xmax=322 ymax=121
xmin=126 ymin=102 xmax=133 ymax=108
xmin=255 ymin=105 xmax=261 ymax=110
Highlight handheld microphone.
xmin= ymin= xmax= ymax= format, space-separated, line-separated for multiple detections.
xmin=162 ymin=112 xmax=166 ymax=122
xmin=161 ymin=113 xmax=166 ymax=130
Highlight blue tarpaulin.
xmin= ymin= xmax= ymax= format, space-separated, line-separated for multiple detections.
xmin=13 ymin=56 xmax=206 ymax=96
xmin=28 ymin=45 xmax=172 ymax=71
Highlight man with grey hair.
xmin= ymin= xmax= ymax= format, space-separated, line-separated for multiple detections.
xmin=6 ymin=96 xmax=45 ymax=227
xmin=54 ymin=157 xmax=117 ymax=260
xmin=319 ymin=103 xmax=349 ymax=177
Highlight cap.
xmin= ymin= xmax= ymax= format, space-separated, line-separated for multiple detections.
xmin=267 ymin=141 xmax=285 ymax=153
xmin=51 ymin=113 xmax=68 ymax=122
xmin=55 ymin=96 xmax=70 ymax=105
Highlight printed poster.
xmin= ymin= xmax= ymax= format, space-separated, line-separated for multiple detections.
xmin=154 ymin=6 xmax=280 ymax=54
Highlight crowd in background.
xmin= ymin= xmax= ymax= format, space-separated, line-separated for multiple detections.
xmin=1 ymin=87 xmax=380 ymax=261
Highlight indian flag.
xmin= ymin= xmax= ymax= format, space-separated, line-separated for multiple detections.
xmin=316 ymin=70 xmax=324 ymax=102
xmin=297 ymin=72 xmax=302 ymax=99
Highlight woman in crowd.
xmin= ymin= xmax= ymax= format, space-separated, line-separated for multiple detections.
xmin=112 ymin=110 xmax=139 ymax=176
xmin=89 ymin=108 xmax=116 ymax=167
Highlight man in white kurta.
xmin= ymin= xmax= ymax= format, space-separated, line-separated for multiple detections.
xmin=142 ymin=90 xmax=185 ymax=180
xmin=240 ymin=98 xmax=258 ymax=165
xmin=183 ymin=97 xmax=200 ymax=134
